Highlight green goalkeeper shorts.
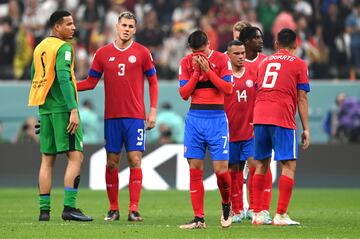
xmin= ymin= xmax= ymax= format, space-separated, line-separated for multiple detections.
xmin=39 ymin=112 xmax=83 ymax=154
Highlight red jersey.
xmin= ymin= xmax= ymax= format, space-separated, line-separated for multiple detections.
xmin=178 ymin=50 xmax=233 ymax=105
xmin=254 ymin=49 xmax=310 ymax=129
xmin=80 ymin=41 xmax=156 ymax=119
xmin=243 ymin=53 xmax=267 ymax=82
xmin=224 ymin=69 xmax=256 ymax=141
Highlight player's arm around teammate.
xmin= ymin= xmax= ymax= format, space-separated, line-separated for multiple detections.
xmin=76 ymin=11 xmax=158 ymax=222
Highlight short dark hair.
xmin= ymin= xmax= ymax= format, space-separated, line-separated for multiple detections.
xmin=239 ymin=26 xmax=263 ymax=42
xmin=188 ymin=30 xmax=208 ymax=50
xmin=277 ymin=28 xmax=297 ymax=47
xmin=118 ymin=11 xmax=137 ymax=24
xmin=49 ymin=10 xmax=71 ymax=28
xmin=227 ymin=40 xmax=244 ymax=49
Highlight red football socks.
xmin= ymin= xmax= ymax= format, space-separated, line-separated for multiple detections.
xmin=262 ymin=168 xmax=273 ymax=211
xmin=216 ymin=171 xmax=232 ymax=204
xmin=238 ymin=171 xmax=244 ymax=211
xmin=129 ymin=168 xmax=143 ymax=212
xmin=252 ymin=173 xmax=265 ymax=213
xmin=277 ymin=175 xmax=294 ymax=214
xmin=190 ymin=168 xmax=204 ymax=218
xmin=230 ymin=171 xmax=240 ymax=214
xmin=105 ymin=166 xmax=119 ymax=210
xmin=248 ymin=166 xmax=256 ymax=210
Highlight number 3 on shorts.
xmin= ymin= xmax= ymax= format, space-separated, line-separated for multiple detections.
xmin=137 ymin=129 xmax=144 ymax=141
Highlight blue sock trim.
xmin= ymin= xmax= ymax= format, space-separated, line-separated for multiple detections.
xmin=64 ymin=187 xmax=78 ymax=192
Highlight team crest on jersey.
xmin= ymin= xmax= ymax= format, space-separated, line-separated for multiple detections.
xmin=246 ymin=80 xmax=254 ymax=88
xmin=128 ymin=55 xmax=137 ymax=63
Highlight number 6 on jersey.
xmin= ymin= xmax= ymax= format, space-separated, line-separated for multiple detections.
xmin=262 ymin=63 xmax=281 ymax=88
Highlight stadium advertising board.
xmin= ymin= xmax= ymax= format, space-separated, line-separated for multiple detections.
xmin=0 ymin=144 xmax=359 ymax=188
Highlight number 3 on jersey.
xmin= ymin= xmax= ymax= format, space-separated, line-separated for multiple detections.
xmin=262 ymin=63 xmax=281 ymax=88
xmin=118 ymin=63 xmax=125 ymax=76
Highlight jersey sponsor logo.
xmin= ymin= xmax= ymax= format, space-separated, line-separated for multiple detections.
xmin=65 ymin=51 xmax=71 ymax=61
xmin=136 ymin=142 xmax=143 ymax=146
xmin=246 ymin=79 xmax=254 ymax=88
xmin=128 ymin=55 xmax=137 ymax=63
xmin=108 ymin=57 xmax=115 ymax=61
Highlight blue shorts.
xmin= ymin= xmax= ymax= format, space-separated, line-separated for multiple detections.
xmin=254 ymin=125 xmax=298 ymax=161
xmin=184 ymin=110 xmax=229 ymax=160
xmin=104 ymin=118 xmax=145 ymax=153
xmin=229 ymin=138 xmax=254 ymax=165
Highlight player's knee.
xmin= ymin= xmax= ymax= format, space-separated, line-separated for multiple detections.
xmin=106 ymin=160 xmax=119 ymax=169
xmin=67 ymin=151 xmax=83 ymax=163
xmin=106 ymin=154 xmax=120 ymax=169
xmin=256 ymin=161 xmax=268 ymax=174
xmin=214 ymin=168 xmax=228 ymax=174
xmin=129 ymin=157 xmax=141 ymax=168
xmin=281 ymin=160 xmax=296 ymax=176
xmin=213 ymin=161 xmax=228 ymax=174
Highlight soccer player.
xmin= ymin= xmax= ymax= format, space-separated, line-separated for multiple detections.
xmin=239 ymin=26 xmax=273 ymax=221
xmin=251 ymin=28 xmax=310 ymax=226
xmin=77 ymin=11 xmax=158 ymax=222
xmin=178 ymin=30 xmax=233 ymax=229
xmin=28 ymin=10 xmax=92 ymax=222
xmin=230 ymin=20 xmax=251 ymax=218
xmin=232 ymin=21 xmax=251 ymax=41
xmin=224 ymin=40 xmax=254 ymax=223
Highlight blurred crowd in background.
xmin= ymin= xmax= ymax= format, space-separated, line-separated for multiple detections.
xmin=1 ymin=0 xmax=360 ymax=145
xmin=1 ymin=0 xmax=360 ymax=81
xmin=323 ymin=93 xmax=360 ymax=143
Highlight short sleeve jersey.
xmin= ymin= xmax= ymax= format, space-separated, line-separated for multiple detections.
xmin=243 ymin=53 xmax=267 ymax=83
xmin=224 ymin=69 xmax=256 ymax=142
xmin=178 ymin=50 xmax=233 ymax=105
xmin=89 ymin=41 xmax=156 ymax=119
xmin=254 ymin=49 xmax=310 ymax=129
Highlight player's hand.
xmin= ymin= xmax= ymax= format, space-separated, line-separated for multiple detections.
xmin=35 ymin=120 xmax=40 ymax=135
xmin=194 ymin=55 xmax=210 ymax=72
xmin=192 ymin=57 xmax=201 ymax=74
xmin=301 ymin=129 xmax=310 ymax=150
xmin=146 ymin=107 xmax=157 ymax=130
xmin=67 ymin=109 xmax=79 ymax=135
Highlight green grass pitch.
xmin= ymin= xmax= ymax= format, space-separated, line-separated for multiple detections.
xmin=0 ymin=188 xmax=359 ymax=239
